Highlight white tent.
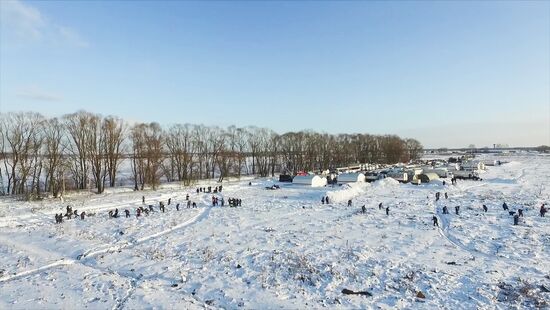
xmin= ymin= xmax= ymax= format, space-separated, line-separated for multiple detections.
xmin=337 ymin=173 xmax=366 ymax=184
xmin=292 ymin=175 xmax=327 ymax=187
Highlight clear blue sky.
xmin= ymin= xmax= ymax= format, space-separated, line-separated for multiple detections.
xmin=1 ymin=0 xmax=549 ymax=148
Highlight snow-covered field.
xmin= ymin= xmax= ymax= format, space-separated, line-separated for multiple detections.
xmin=0 ymin=154 xmax=549 ymax=309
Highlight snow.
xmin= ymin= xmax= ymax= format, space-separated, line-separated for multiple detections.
xmin=0 ymin=154 xmax=549 ymax=309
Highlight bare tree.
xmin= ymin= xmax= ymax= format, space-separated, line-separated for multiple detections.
xmin=103 ymin=116 xmax=127 ymax=187
xmin=42 ymin=118 xmax=66 ymax=197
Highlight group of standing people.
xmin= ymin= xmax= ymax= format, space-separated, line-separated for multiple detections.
xmin=196 ymin=185 xmax=223 ymax=194
xmin=54 ymin=205 xmax=85 ymax=224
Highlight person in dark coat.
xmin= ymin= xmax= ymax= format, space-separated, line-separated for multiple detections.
xmin=443 ymin=206 xmax=449 ymax=214
xmin=196 ymin=188 xmax=200 ymax=194
xmin=108 ymin=210 xmax=113 ymax=218
xmin=125 ymin=209 xmax=130 ymax=218
xmin=113 ymin=209 xmax=119 ymax=218
xmin=433 ymin=215 xmax=439 ymax=226
xmin=444 ymin=192 xmax=448 ymax=199
xmin=513 ymin=214 xmax=519 ymax=225
xmin=321 ymin=197 xmax=325 ymax=204
xmin=80 ymin=212 xmax=85 ymax=220
xmin=149 ymin=205 xmax=154 ymax=212
xmin=361 ymin=205 xmax=366 ymax=214
xmin=186 ymin=194 xmax=189 ymax=200
xmin=176 ymin=203 xmax=180 ymax=211
xmin=518 ymin=209 xmax=523 ymax=217
xmin=347 ymin=199 xmax=352 ymax=207
xmin=502 ymin=202 xmax=509 ymax=211
xmin=142 ymin=196 xmax=145 ymax=204
xmin=325 ymin=196 xmax=329 ymax=204
xmin=483 ymin=204 xmax=488 ymax=213
xmin=221 ymin=198 xmax=225 ymax=206
xmin=168 ymin=198 xmax=171 ymax=205
xmin=379 ymin=202 xmax=383 ymax=210
xmin=455 ymin=206 xmax=460 ymax=215
xmin=192 ymin=202 xmax=197 ymax=208
xmin=136 ymin=208 xmax=141 ymax=218
xmin=541 ymin=204 xmax=547 ymax=217
xmin=187 ymin=200 xmax=191 ymax=208
xmin=385 ymin=206 xmax=390 ymax=215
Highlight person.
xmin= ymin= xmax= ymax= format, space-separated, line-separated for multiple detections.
xmin=325 ymin=196 xmax=329 ymax=204
xmin=219 ymin=185 xmax=223 ymax=192
xmin=321 ymin=197 xmax=325 ymax=204
xmin=108 ymin=210 xmax=113 ymax=218
xmin=249 ymin=182 xmax=252 ymax=186
xmin=347 ymin=199 xmax=352 ymax=207
xmin=176 ymin=203 xmax=180 ymax=211
xmin=54 ymin=213 xmax=59 ymax=224
xmin=221 ymin=198 xmax=225 ymax=207
xmin=483 ymin=204 xmax=488 ymax=213
xmin=125 ymin=209 xmax=130 ymax=218
xmin=444 ymin=192 xmax=448 ymax=199
xmin=379 ymin=202 xmax=383 ymax=210
xmin=196 ymin=188 xmax=200 ymax=194
xmin=186 ymin=194 xmax=189 ymax=200
xmin=113 ymin=208 xmax=119 ymax=218
xmin=160 ymin=204 xmax=165 ymax=213
xmin=361 ymin=205 xmax=366 ymax=214
xmin=187 ymin=200 xmax=191 ymax=208
xmin=168 ymin=198 xmax=171 ymax=205
xmin=80 ymin=211 xmax=85 ymax=220
xmin=192 ymin=202 xmax=197 ymax=208
xmin=136 ymin=208 xmax=141 ymax=218
xmin=503 ymin=202 xmax=509 ymax=211
xmin=513 ymin=214 xmax=519 ymax=225
xmin=58 ymin=213 xmax=63 ymax=223
xmin=142 ymin=196 xmax=145 ymax=204
xmin=238 ymin=199 xmax=242 ymax=206
xmin=443 ymin=206 xmax=449 ymax=214
xmin=385 ymin=206 xmax=390 ymax=216
xmin=518 ymin=209 xmax=523 ymax=217
xmin=443 ymin=180 xmax=446 ymax=186
xmin=541 ymin=204 xmax=547 ymax=217
xmin=455 ymin=206 xmax=460 ymax=215
xmin=149 ymin=205 xmax=154 ymax=212
xmin=433 ymin=215 xmax=439 ymax=227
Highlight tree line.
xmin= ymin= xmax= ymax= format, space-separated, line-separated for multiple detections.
xmin=0 ymin=111 xmax=423 ymax=198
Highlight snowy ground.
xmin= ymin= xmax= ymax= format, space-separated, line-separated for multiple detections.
xmin=0 ymin=154 xmax=549 ymax=309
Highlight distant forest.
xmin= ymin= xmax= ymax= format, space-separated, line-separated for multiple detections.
xmin=0 ymin=111 xmax=423 ymax=198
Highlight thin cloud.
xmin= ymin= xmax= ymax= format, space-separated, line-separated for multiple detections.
xmin=17 ymin=87 xmax=63 ymax=102
xmin=0 ymin=0 xmax=89 ymax=47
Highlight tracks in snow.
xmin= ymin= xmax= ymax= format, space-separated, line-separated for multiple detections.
xmin=0 ymin=206 xmax=212 ymax=284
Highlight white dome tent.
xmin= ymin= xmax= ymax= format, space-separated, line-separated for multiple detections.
xmin=292 ymin=175 xmax=327 ymax=187
xmin=337 ymin=173 xmax=366 ymax=184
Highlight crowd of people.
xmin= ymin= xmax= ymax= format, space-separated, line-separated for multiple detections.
xmin=434 ymin=191 xmax=547 ymax=227
xmin=54 ymin=184 xmax=247 ymax=223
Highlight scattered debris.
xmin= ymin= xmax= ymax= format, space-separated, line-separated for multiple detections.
xmin=341 ymin=288 xmax=372 ymax=297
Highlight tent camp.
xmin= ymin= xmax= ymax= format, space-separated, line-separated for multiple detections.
xmin=292 ymin=175 xmax=327 ymax=187
xmin=337 ymin=173 xmax=366 ymax=184
xmin=416 ymin=173 xmax=440 ymax=183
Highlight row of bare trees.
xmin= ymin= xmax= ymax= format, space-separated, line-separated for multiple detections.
xmin=0 ymin=111 xmax=422 ymax=198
